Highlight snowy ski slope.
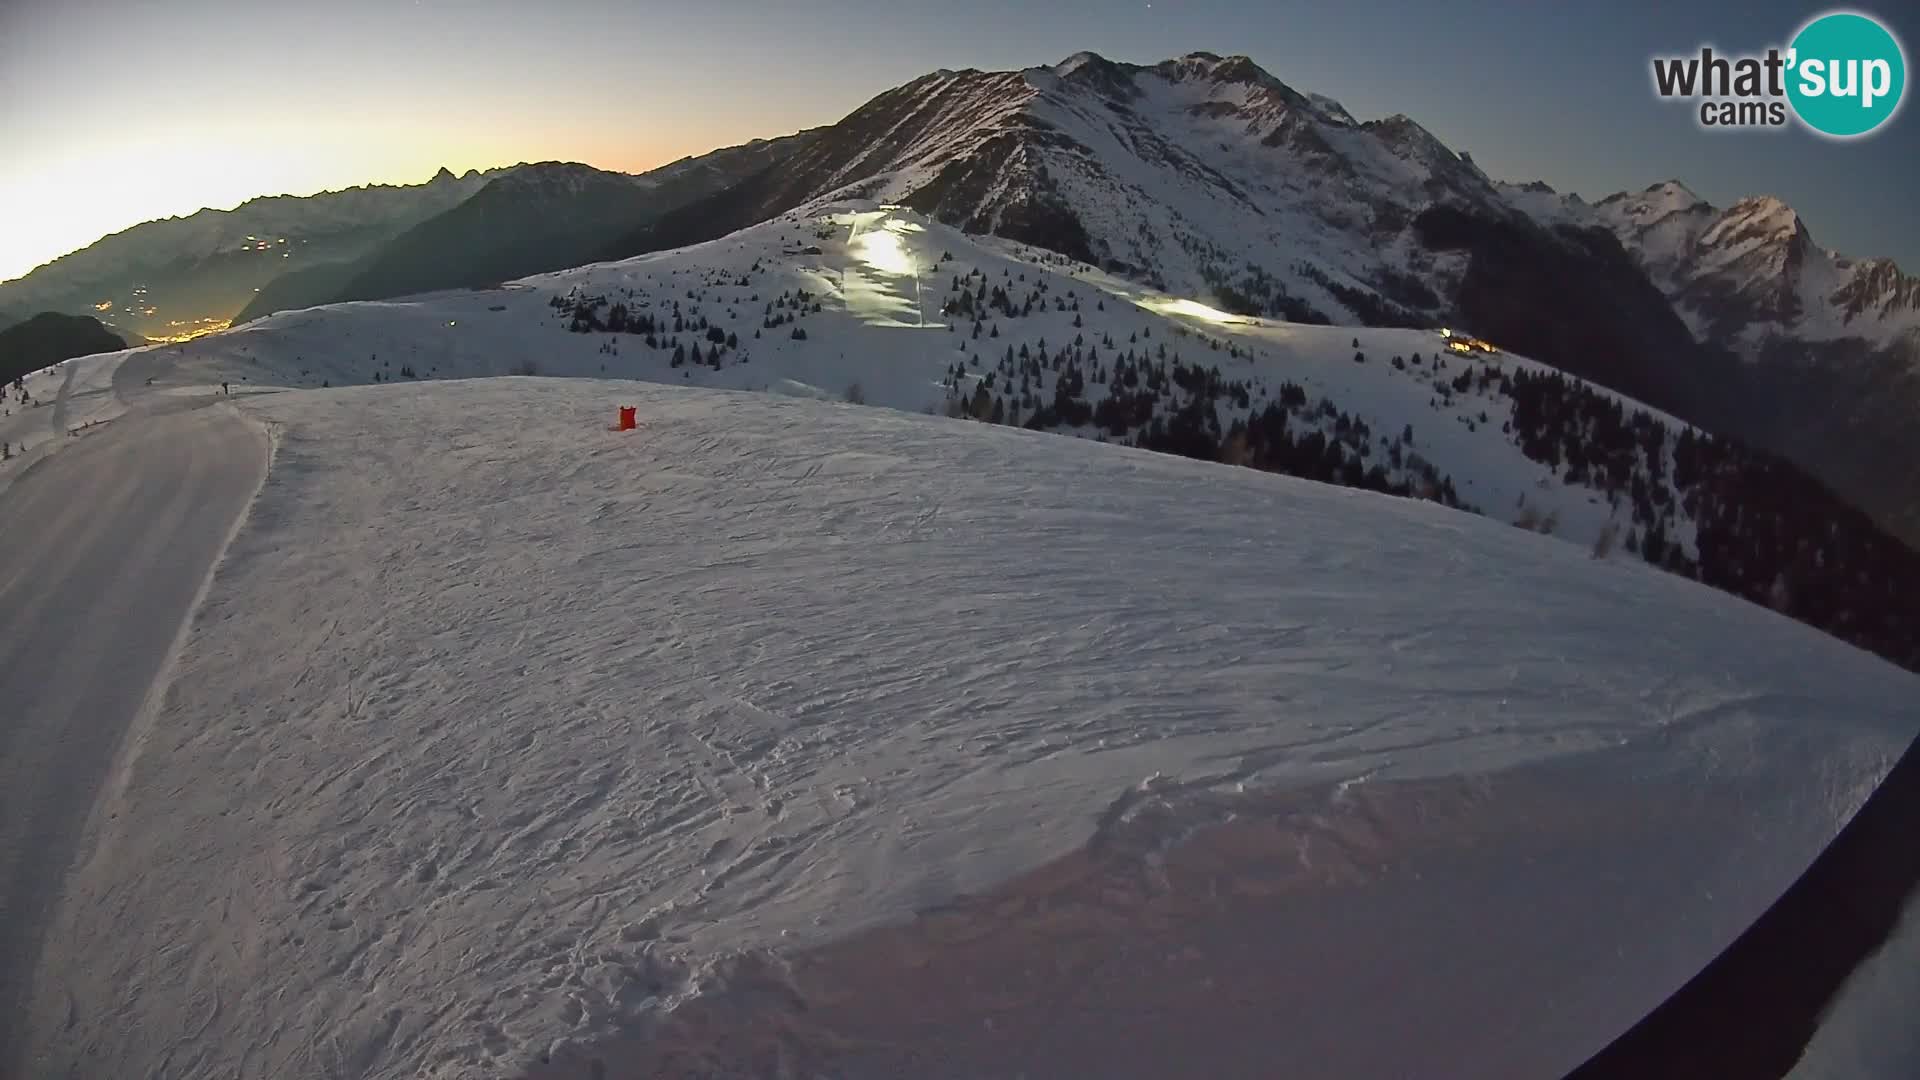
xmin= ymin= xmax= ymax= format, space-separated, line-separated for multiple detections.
xmin=121 ymin=202 xmax=1702 ymax=561
xmin=22 ymin=376 xmax=1918 ymax=1079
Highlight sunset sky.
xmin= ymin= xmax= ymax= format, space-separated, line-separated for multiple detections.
xmin=3 ymin=0 xmax=1915 ymax=282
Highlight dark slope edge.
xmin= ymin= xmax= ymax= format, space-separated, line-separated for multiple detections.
xmin=0 ymin=313 xmax=126 ymax=384
xmin=1568 ymin=730 xmax=1920 ymax=1080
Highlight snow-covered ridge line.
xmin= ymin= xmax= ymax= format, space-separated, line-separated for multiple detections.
xmin=119 ymin=203 xmax=1920 ymax=674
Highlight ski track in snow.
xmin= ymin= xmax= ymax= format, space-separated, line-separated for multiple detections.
xmin=20 ymin=377 xmax=1918 ymax=1079
xmin=0 ymin=350 xmax=128 ymax=496
xmin=0 ymin=396 xmax=266 ymax=1075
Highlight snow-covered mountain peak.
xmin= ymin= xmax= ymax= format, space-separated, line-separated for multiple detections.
xmin=1029 ymin=50 xmax=1137 ymax=101
xmin=1307 ymin=91 xmax=1359 ymax=127
xmin=1148 ymin=52 xmax=1325 ymax=118
xmin=1709 ymin=195 xmax=1811 ymax=255
xmin=1156 ymin=51 xmax=1284 ymax=88
xmin=1361 ymin=113 xmax=1469 ymax=170
xmin=1034 ymin=51 xmax=1351 ymax=131
xmin=1050 ymin=50 xmax=1108 ymax=77
xmin=1613 ymin=178 xmax=1707 ymax=211
xmin=1591 ymin=181 xmax=1714 ymax=239
xmin=1696 ymin=195 xmax=1807 ymax=260
xmin=1830 ymin=256 xmax=1920 ymax=325
xmin=487 ymin=161 xmax=641 ymax=196
xmin=1506 ymin=178 xmax=1920 ymax=351
xmin=665 ymin=50 xmax=1525 ymax=327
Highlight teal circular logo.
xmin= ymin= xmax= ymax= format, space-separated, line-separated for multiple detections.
xmin=1787 ymin=11 xmax=1907 ymax=137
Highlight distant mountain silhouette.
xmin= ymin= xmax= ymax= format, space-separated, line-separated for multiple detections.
xmin=234 ymin=139 xmax=812 ymax=324
xmin=0 ymin=169 xmax=503 ymax=339
xmin=0 ymin=313 xmax=126 ymax=384
xmin=341 ymin=163 xmax=675 ymax=304
xmin=230 ymin=258 xmax=365 ymax=325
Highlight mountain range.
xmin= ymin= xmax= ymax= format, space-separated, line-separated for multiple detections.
xmin=1503 ymin=178 xmax=1920 ymax=546
xmin=0 ymin=168 xmax=509 ymax=340
xmin=5 ymin=50 xmax=1916 ymax=544
xmin=230 ymin=137 xmax=811 ymax=324
xmin=604 ymin=51 xmax=1920 ymax=545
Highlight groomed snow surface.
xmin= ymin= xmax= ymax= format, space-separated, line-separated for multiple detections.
xmin=22 ymin=377 xmax=1919 ymax=1079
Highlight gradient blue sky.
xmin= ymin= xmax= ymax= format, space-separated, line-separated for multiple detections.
xmin=2 ymin=0 xmax=1914 ymax=282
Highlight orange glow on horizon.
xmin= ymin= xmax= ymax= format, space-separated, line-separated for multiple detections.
xmin=0 ymin=123 xmax=760 ymax=285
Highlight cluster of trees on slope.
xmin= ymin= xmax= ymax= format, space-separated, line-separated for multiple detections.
xmin=983 ymin=199 xmax=1920 ymax=581
xmin=1416 ymin=203 xmax=1920 ymax=565
xmin=535 ymin=246 xmax=1920 ymax=675
xmin=552 ymin=264 xmax=820 ymax=371
xmin=1502 ymin=368 xmax=1920 ymax=672
xmin=932 ymin=264 xmax=1920 ymax=673
xmin=933 ymin=266 xmax=1469 ymax=509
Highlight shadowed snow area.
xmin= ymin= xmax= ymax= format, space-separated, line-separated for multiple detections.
xmin=21 ymin=378 xmax=1918 ymax=1079
xmin=1789 ymin=892 xmax=1920 ymax=1079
